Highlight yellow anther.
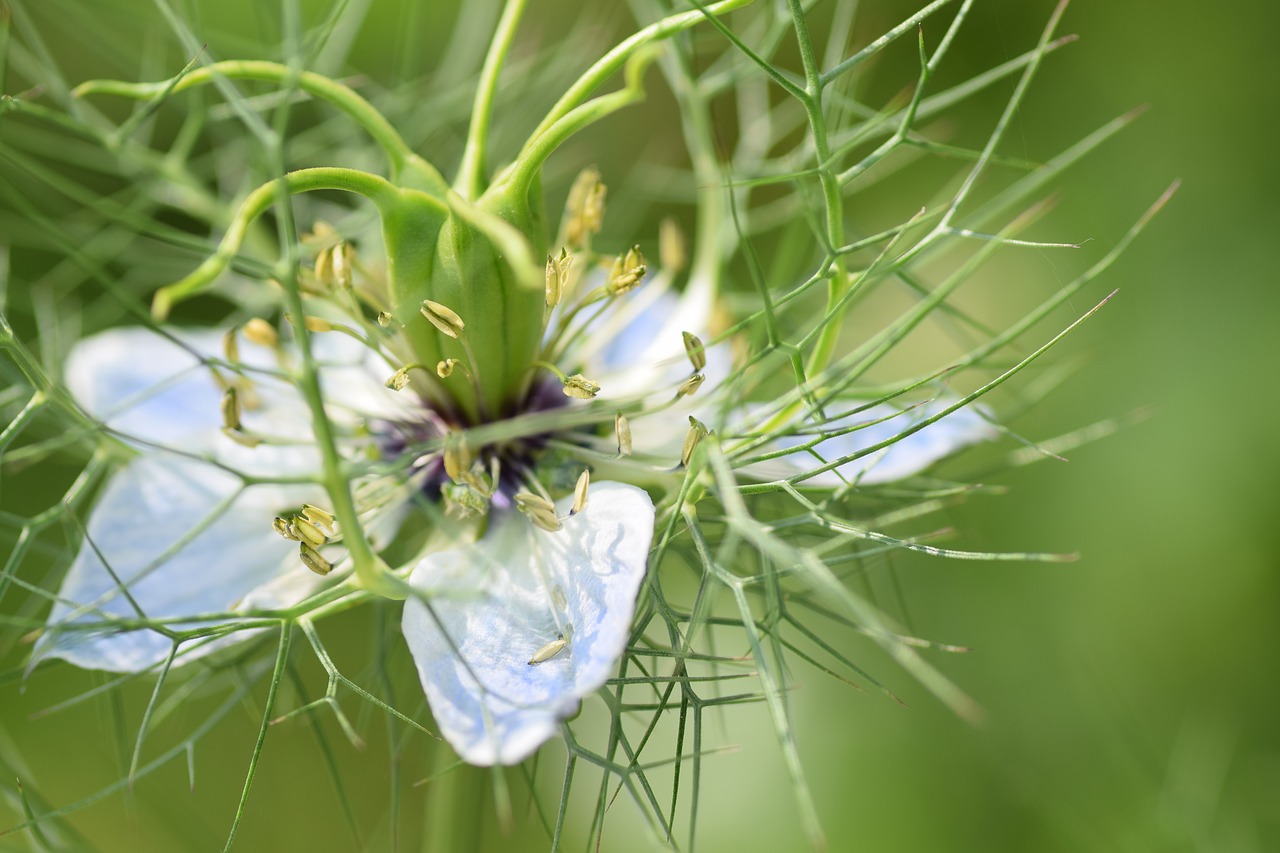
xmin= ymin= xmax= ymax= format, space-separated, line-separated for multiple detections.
xmin=292 ymin=516 xmax=328 ymax=548
xmin=545 ymin=248 xmax=573 ymax=308
xmin=564 ymin=167 xmax=606 ymax=246
xmin=529 ymin=510 xmax=563 ymax=532
xmin=457 ymin=467 xmax=494 ymax=499
xmin=301 ymin=504 xmax=336 ymax=532
xmin=299 ymin=542 xmax=332 ymax=576
xmin=615 ymin=411 xmax=633 ymax=456
xmin=606 ymin=246 xmax=647 ymax=295
xmin=514 ymin=492 xmax=563 ymax=532
xmin=314 ymin=245 xmax=336 ymax=288
xmin=286 ymin=314 xmax=337 ymax=333
xmin=572 ymin=469 xmax=590 ymax=515
xmin=681 ymin=416 xmax=709 ymax=467
xmin=331 ymin=241 xmax=354 ymax=289
xmin=562 ymin=374 xmax=601 ymax=400
xmin=682 ymin=331 xmax=706 ymax=373
xmin=222 ymin=327 xmax=240 ymax=364
xmin=676 ymin=373 xmax=705 ymax=399
xmin=242 ymin=318 xmax=279 ymax=348
xmin=436 ymin=358 xmax=459 ymax=378
xmin=443 ymin=437 xmax=473 ymax=482
xmin=660 ymin=217 xmax=687 ymax=272
xmin=273 ymin=516 xmax=302 ymax=541
xmin=420 ymin=299 xmax=465 ymax=339
xmin=385 ymin=366 xmax=413 ymax=391
xmin=527 ymin=634 xmax=568 ymax=666
xmin=442 ymin=481 xmax=488 ymax=519
xmin=514 ymin=492 xmax=555 ymax=514
xmin=220 ymin=387 xmax=242 ymax=431
xmin=376 ymin=311 xmax=394 ymax=327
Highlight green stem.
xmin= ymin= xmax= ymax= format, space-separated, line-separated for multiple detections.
xmin=151 ymin=166 xmax=398 ymax=319
xmin=501 ymin=48 xmax=657 ymax=198
xmin=422 ymin=756 xmax=487 ymax=851
xmin=526 ymin=0 xmax=757 ymax=143
xmin=274 ymin=226 xmax=406 ymax=603
xmin=786 ymin=0 xmax=849 ymax=383
xmin=455 ymin=0 xmax=529 ymax=199
xmin=74 ymin=61 xmax=446 ymax=191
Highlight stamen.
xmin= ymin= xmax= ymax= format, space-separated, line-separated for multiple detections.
xmin=564 ymin=167 xmax=606 ymax=247
xmin=299 ymin=542 xmax=332 ymax=576
xmin=242 ymin=318 xmax=279 ymax=348
xmin=545 ymin=248 xmax=573 ymax=308
xmin=222 ymin=327 xmax=240 ymax=364
xmin=285 ymin=314 xmax=338 ymax=333
xmin=220 ymin=387 xmax=242 ymax=432
xmin=273 ymin=516 xmax=302 ymax=541
xmin=562 ymin=374 xmax=601 ymax=400
xmin=514 ymin=492 xmax=563 ymax=532
xmin=420 ymin=299 xmax=465 ymax=339
xmin=292 ymin=516 xmax=328 ymax=548
xmin=606 ymin=246 xmax=647 ymax=295
xmin=682 ymin=331 xmax=706 ymax=373
xmin=301 ymin=504 xmax=336 ymax=532
xmin=436 ymin=358 xmax=459 ymax=378
xmin=527 ymin=634 xmax=567 ymax=666
xmin=442 ymin=436 xmax=474 ymax=482
xmin=442 ymin=481 xmax=488 ymax=519
xmin=385 ymin=365 xmax=419 ymax=391
xmin=615 ymin=411 xmax=633 ymax=456
xmin=457 ymin=467 xmax=494 ymax=499
xmin=376 ymin=311 xmax=394 ymax=327
xmin=315 ymin=245 xmax=336 ymax=289
xmin=676 ymin=373 xmax=705 ymax=399
xmin=571 ymin=469 xmax=590 ymax=515
xmin=681 ymin=416 xmax=709 ymax=467
xmin=331 ymin=241 xmax=355 ymax=289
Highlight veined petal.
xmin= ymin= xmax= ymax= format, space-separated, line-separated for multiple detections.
xmin=745 ymin=400 xmax=999 ymax=486
xmin=64 ymin=326 xmax=406 ymax=476
xmin=550 ymin=270 xmax=729 ymax=402
xmin=401 ymin=482 xmax=654 ymax=766
xmin=37 ymin=454 xmax=322 ymax=672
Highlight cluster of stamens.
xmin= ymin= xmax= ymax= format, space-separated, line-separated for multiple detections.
xmin=273 ymin=504 xmax=338 ymax=575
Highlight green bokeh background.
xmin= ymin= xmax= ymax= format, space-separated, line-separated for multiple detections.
xmin=2 ymin=0 xmax=1277 ymax=850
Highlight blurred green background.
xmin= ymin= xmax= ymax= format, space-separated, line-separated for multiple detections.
xmin=2 ymin=0 xmax=1277 ymax=850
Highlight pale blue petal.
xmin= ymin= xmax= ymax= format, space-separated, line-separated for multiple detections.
xmin=38 ymin=455 xmax=321 ymax=672
xmin=564 ymin=282 xmax=729 ymax=401
xmin=747 ymin=401 xmax=998 ymax=486
xmin=64 ymin=326 xmax=404 ymax=476
xmin=401 ymin=482 xmax=654 ymax=766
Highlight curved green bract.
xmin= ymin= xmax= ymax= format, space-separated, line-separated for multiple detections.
xmin=74 ymin=61 xmax=447 ymax=192
xmin=150 ymin=167 xmax=400 ymax=320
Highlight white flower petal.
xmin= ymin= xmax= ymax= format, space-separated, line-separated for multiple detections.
xmin=745 ymin=400 xmax=999 ymax=486
xmin=559 ymin=280 xmax=729 ymax=401
xmin=401 ymin=482 xmax=655 ymax=765
xmin=65 ymin=326 xmax=405 ymax=476
xmin=38 ymin=454 xmax=321 ymax=672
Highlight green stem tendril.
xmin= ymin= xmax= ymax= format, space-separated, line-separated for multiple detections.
xmin=454 ymin=0 xmax=529 ymax=199
xmin=149 ymin=167 xmax=398 ymax=320
xmin=72 ymin=61 xmax=447 ymax=192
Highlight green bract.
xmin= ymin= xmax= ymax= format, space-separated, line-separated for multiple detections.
xmin=78 ymin=0 xmax=755 ymax=423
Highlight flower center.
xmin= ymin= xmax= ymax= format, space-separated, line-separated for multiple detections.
xmin=376 ymin=376 xmax=571 ymax=514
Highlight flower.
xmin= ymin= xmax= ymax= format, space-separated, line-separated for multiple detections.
xmin=40 ymin=255 xmax=996 ymax=765
xmin=37 ymin=16 xmax=1000 ymax=765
